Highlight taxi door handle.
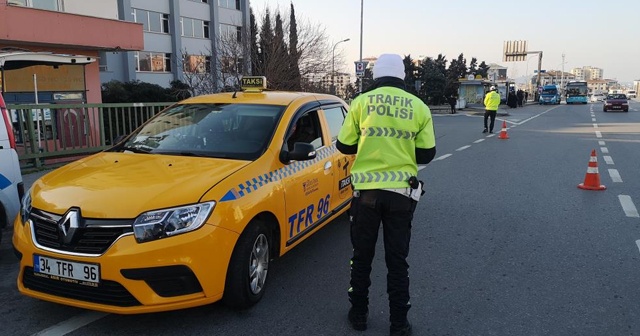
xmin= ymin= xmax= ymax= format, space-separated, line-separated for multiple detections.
xmin=324 ymin=161 xmax=332 ymax=170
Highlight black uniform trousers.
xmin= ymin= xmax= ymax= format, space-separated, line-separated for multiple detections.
xmin=484 ymin=109 xmax=497 ymax=132
xmin=348 ymin=189 xmax=416 ymax=326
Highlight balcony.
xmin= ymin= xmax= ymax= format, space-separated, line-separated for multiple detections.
xmin=0 ymin=4 xmax=143 ymax=51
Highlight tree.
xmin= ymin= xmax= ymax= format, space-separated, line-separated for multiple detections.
xmin=418 ymin=55 xmax=447 ymax=105
xmin=287 ymin=3 xmax=301 ymax=91
xmin=252 ymin=4 xmax=340 ymax=92
xmin=445 ymin=53 xmax=467 ymax=98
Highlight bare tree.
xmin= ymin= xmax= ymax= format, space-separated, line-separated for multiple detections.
xmin=253 ymin=6 xmax=345 ymax=92
xmin=179 ymin=48 xmax=217 ymax=96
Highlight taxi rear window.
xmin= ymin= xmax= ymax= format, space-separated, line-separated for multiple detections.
xmin=118 ymin=103 xmax=285 ymax=160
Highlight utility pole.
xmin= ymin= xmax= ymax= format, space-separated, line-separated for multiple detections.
xmin=561 ymin=53 xmax=565 ymax=93
xmin=331 ymin=38 xmax=350 ymax=96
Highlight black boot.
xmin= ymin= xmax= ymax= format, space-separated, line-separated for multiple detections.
xmin=390 ymin=321 xmax=412 ymax=336
xmin=348 ymin=307 xmax=368 ymax=331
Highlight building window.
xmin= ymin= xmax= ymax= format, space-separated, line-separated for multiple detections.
xmin=184 ymin=55 xmax=211 ymax=73
xmin=181 ymin=17 xmax=210 ymax=38
xmin=220 ymin=24 xmax=240 ymax=42
xmin=218 ymin=0 xmax=240 ymax=10
xmin=133 ymin=9 xmax=170 ymax=34
xmin=136 ymin=52 xmax=172 ymax=72
xmin=221 ymin=57 xmax=243 ymax=74
xmin=9 ymin=0 xmax=62 ymax=10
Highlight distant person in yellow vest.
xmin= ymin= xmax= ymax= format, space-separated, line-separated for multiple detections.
xmin=483 ymin=86 xmax=501 ymax=133
xmin=337 ymin=53 xmax=436 ymax=336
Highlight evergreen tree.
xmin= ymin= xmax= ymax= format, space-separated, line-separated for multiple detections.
xmin=468 ymin=57 xmax=478 ymax=77
xmin=288 ymin=3 xmax=301 ymax=90
xmin=476 ymin=61 xmax=490 ymax=79
xmin=258 ymin=9 xmax=274 ymax=79
xmin=403 ymin=55 xmax=419 ymax=96
xmin=250 ymin=8 xmax=261 ymax=76
xmin=445 ymin=53 xmax=467 ymax=98
xmin=419 ymin=56 xmax=447 ymax=105
xmin=272 ymin=12 xmax=288 ymax=89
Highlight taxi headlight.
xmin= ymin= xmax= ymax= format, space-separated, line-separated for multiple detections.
xmin=21 ymin=188 xmax=32 ymax=225
xmin=133 ymin=202 xmax=215 ymax=243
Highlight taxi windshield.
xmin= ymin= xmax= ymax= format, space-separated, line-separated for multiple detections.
xmin=117 ymin=103 xmax=285 ymax=160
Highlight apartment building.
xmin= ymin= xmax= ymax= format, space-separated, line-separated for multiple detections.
xmin=571 ymin=66 xmax=604 ymax=81
xmin=0 ymin=0 xmax=250 ymax=104
xmin=0 ymin=0 xmax=143 ymax=104
xmin=100 ymin=0 xmax=250 ymax=90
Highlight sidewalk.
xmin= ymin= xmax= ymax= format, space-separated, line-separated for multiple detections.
xmin=430 ymin=100 xmax=538 ymax=116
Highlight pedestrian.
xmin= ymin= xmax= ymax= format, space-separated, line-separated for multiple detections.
xmin=483 ymin=86 xmax=500 ymax=133
xmin=337 ymin=53 xmax=437 ymax=336
xmin=517 ymin=89 xmax=524 ymax=107
xmin=448 ymin=94 xmax=457 ymax=114
xmin=524 ymin=91 xmax=529 ymax=102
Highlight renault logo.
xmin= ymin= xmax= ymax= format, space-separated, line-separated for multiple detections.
xmin=59 ymin=209 xmax=80 ymax=244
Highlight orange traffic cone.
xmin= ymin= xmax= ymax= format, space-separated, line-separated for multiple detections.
xmin=498 ymin=120 xmax=509 ymax=139
xmin=578 ymin=149 xmax=606 ymax=190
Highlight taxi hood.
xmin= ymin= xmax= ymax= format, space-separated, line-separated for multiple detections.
xmin=31 ymin=152 xmax=248 ymax=218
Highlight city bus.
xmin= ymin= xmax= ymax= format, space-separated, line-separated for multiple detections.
xmin=565 ymin=81 xmax=588 ymax=104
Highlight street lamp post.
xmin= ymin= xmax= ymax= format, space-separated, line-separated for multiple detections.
xmin=331 ymin=38 xmax=350 ymax=95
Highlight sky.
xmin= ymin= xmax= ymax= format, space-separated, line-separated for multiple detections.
xmin=249 ymin=0 xmax=640 ymax=83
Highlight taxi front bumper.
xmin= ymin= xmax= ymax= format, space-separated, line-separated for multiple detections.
xmin=12 ymin=216 xmax=239 ymax=314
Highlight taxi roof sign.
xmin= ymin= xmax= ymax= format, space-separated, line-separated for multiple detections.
xmin=241 ymin=76 xmax=267 ymax=92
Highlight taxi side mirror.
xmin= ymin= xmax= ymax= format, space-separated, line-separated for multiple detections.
xmin=280 ymin=142 xmax=316 ymax=163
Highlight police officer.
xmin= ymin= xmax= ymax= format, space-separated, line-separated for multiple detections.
xmin=483 ymin=86 xmax=501 ymax=133
xmin=337 ymin=53 xmax=436 ymax=336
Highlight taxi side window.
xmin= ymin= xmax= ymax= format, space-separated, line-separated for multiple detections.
xmin=322 ymin=106 xmax=347 ymax=142
xmin=287 ymin=111 xmax=323 ymax=151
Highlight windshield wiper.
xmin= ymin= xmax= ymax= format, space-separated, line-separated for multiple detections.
xmin=121 ymin=145 xmax=151 ymax=154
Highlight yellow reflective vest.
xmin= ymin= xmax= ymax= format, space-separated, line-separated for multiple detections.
xmin=338 ymin=86 xmax=435 ymax=190
xmin=484 ymin=90 xmax=501 ymax=111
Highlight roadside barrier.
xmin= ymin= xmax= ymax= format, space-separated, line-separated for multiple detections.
xmin=578 ymin=149 xmax=606 ymax=190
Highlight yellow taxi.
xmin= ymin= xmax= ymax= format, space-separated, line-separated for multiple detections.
xmin=12 ymin=77 xmax=354 ymax=314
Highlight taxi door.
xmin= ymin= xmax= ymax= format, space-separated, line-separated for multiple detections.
xmin=282 ymin=109 xmax=333 ymax=247
xmin=319 ymin=105 xmax=355 ymax=207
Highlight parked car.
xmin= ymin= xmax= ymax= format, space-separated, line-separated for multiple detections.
xmin=0 ymin=92 xmax=24 ymax=244
xmin=590 ymin=93 xmax=605 ymax=102
xmin=603 ymin=94 xmax=629 ymax=112
xmin=13 ymin=77 xmax=357 ymax=314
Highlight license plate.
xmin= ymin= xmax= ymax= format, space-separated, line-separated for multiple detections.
xmin=33 ymin=254 xmax=100 ymax=286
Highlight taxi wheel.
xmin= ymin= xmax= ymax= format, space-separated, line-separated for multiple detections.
xmin=223 ymin=220 xmax=271 ymax=309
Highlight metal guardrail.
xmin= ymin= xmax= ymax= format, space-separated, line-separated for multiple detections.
xmin=7 ymin=102 xmax=173 ymax=169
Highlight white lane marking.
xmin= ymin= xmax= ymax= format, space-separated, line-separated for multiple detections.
xmin=456 ymin=145 xmax=471 ymax=151
xmin=592 ymin=118 xmax=597 ymax=122
xmin=32 ymin=312 xmax=108 ymax=336
xmin=595 ymin=131 xmax=602 ymax=138
xmin=433 ymin=154 xmax=452 ymax=161
xmin=473 ymin=139 xmax=485 ymax=143
xmin=603 ymin=156 xmax=614 ymax=165
xmin=635 ymin=240 xmax=640 ymax=254
xmin=487 ymin=134 xmax=496 ymax=138
xmin=598 ymin=141 xmax=606 ymax=146
xmin=608 ymin=169 xmax=622 ymax=182
xmin=593 ymin=123 xmax=598 ymax=128
xmin=601 ymin=147 xmax=609 ymax=154
xmin=619 ymin=195 xmax=640 ymax=218
xmin=515 ymin=105 xmax=561 ymax=125
xmin=418 ymin=165 xmax=426 ymax=171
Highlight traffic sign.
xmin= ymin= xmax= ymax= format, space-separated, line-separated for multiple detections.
xmin=534 ymin=70 xmax=546 ymax=73
xmin=355 ymin=61 xmax=368 ymax=77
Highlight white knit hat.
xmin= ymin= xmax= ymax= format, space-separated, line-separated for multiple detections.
xmin=373 ymin=54 xmax=405 ymax=80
